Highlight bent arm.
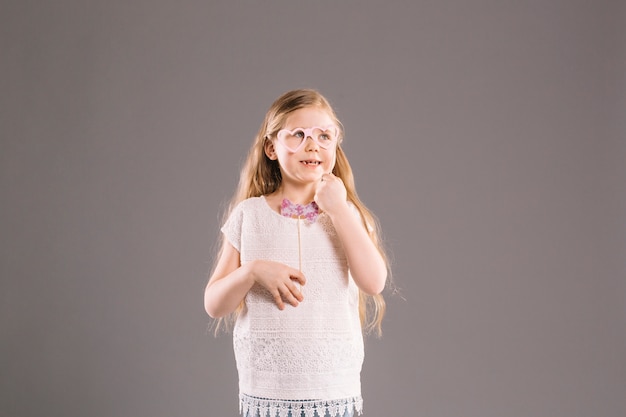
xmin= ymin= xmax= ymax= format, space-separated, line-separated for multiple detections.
xmin=204 ymin=241 xmax=253 ymax=318
xmin=327 ymin=204 xmax=387 ymax=295
xmin=204 ymin=240 xmax=307 ymax=318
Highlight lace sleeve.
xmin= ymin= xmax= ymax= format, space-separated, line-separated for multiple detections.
xmin=220 ymin=202 xmax=244 ymax=252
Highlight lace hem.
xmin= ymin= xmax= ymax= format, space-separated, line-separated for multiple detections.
xmin=239 ymin=394 xmax=363 ymax=417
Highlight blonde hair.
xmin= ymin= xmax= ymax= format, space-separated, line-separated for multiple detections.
xmin=214 ymin=88 xmax=388 ymax=336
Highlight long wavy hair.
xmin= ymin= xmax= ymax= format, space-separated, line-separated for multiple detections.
xmin=213 ymin=88 xmax=388 ymax=336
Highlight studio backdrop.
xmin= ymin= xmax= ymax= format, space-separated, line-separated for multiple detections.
xmin=1 ymin=1 xmax=625 ymax=417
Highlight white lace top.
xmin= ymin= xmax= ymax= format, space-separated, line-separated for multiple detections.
xmin=221 ymin=196 xmax=364 ymax=417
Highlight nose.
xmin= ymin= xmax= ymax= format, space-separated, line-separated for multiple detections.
xmin=303 ymin=135 xmax=319 ymax=151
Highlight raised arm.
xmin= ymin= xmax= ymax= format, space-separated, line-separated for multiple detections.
xmin=315 ymin=174 xmax=387 ymax=295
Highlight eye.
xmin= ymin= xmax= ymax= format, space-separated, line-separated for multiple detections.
xmin=320 ymin=128 xmax=337 ymax=142
xmin=292 ymin=129 xmax=305 ymax=139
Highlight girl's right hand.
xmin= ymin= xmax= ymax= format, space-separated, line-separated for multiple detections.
xmin=249 ymin=259 xmax=306 ymax=310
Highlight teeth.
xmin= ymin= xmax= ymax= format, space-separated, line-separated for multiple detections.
xmin=302 ymin=161 xmax=320 ymax=165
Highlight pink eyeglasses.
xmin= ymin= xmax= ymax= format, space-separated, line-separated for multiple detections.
xmin=276 ymin=126 xmax=339 ymax=153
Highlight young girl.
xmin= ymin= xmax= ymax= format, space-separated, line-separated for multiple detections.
xmin=204 ymin=89 xmax=388 ymax=417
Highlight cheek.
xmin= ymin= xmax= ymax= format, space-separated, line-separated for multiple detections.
xmin=326 ymin=149 xmax=337 ymax=170
xmin=275 ymin=151 xmax=297 ymax=170
xmin=275 ymin=149 xmax=291 ymax=162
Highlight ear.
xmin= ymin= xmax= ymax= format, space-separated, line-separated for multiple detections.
xmin=264 ymin=138 xmax=277 ymax=160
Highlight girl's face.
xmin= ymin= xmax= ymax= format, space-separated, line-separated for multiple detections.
xmin=266 ymin=106 xmax=338 ymax=185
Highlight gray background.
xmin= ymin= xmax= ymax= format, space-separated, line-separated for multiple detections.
xmin=1 ymin=1 xmax=625 ymax=417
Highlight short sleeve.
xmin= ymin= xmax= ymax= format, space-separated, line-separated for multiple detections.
xmin=221 ymin=202 xmax=245 ymax=252
xmin=347 ymin=201 xmax=374 ymax=233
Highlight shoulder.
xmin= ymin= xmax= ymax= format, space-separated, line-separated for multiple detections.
xmin=221 ymin=197 xmax=268 ymax=247
xmin=226 ymin=196 xmax=269 ymax=222
xmin=231 ymin=196 xmax=266 ymax=213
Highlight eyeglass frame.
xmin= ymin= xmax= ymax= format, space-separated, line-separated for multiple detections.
xmin=274 ymin=126 xmax=340 ymax=153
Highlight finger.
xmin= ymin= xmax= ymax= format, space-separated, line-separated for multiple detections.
xmin=271 ymin=289 xmax=285 ymax=310
xmin=281 ymin=284 xmax=301 ymax=307
xmin=287 ymin=281 xmax=304 ymax=302
xmin=289 ymin=269 xmax=306 ymax=286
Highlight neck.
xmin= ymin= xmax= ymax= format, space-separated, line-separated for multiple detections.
xmin=276 ymin=183 xmax=316 ymax=205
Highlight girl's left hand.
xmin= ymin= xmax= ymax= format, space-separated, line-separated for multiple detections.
xmin=314 ymin=173 xmax=348 ymax=216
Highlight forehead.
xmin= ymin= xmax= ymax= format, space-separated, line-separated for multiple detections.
xmin=283 ymin=106 xmax=335 ymax=129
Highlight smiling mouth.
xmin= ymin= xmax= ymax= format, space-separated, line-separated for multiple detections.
xmin=301 ymin=160 xmax=321 ymax=166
